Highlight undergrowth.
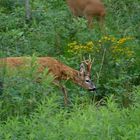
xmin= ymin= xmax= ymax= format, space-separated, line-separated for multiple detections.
xmin=0 ymin=0 xmax=140 ymax=139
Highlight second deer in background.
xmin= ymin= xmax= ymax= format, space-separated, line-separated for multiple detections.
xmin=66 ymin=0 xmax=106 ymax=29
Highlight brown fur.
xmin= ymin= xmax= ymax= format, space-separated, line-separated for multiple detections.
xmin=0 ymin=57 xmax=96 ymax=104
xmin=0 ymin=57 xmax=94 ymax=89
xmin=66 ymin=0 xmax=105 ymax=28
xmin=0 ymin=57 xmax=77 ymax=79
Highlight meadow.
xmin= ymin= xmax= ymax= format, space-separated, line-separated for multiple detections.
xmin=0 ymin=0 xmax=140 ymax=139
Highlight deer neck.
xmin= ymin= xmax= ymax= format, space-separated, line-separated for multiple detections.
xmin=61 ymin=66 xmax=83 ymax=87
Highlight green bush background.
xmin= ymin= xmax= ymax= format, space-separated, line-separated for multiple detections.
xmin=0 ymin=0 xmax=140 ymax=139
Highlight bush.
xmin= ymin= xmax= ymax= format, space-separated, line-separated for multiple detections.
xmin=0 ymin=56 xmax=55 ymax=121
xmin=0 ymin=0 xmax=140 ymax=139
xmin=0 ymin=87 xmax=140 ymax=139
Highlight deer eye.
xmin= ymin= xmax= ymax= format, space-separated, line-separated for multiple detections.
xmin=85 ymin=80 xmax=90 ymax=83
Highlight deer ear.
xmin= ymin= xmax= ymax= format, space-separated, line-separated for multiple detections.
xmin=79 ymin=63 xmax=86 ymax=76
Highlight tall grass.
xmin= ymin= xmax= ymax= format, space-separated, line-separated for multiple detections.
xmin=0 ymin=87 xmax=140 ymax=139
xmin=0 ymin=0 xmax=140 ymax=139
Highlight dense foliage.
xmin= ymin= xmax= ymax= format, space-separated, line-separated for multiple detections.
xmin=0 ymin=0 xmax=140 ymax=139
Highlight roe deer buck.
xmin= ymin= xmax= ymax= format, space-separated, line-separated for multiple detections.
xmin=66 ymin=0 xmax=105 ymax=29
xmin=0 ymin=57 xmax=96 ymax=105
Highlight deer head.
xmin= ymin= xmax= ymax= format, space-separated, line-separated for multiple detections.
xmin=77 ymin=57 xmax=96 ymax=92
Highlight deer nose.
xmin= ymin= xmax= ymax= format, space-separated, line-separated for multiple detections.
xmin=89 ymin=87 xmax=96 ymax=92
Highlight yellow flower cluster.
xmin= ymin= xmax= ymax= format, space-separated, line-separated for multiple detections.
xmin=67 ymin=36 xmax=134 ymax=60
xmin=99 ymin=36 xmax=116 ymax=43
xmin=68 ymin=41 xmax=94 ymax=54
xmin=111 ymin=45 xmax=134 ymax=57
xmin=117 ymin=37 xmax=132 ymax=44
xmin=96 ymin=35 xmax=134 ymax=58
xmin=99 ymin=36 xmax=132 ymax=44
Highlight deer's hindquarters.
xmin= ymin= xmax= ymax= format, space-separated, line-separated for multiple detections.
xmin=84 ymin=3 xmax=105 ymax=28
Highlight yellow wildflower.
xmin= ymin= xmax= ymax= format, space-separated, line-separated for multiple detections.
xmin=117 ymin=37 xmax=132 ymax=44
xmin=86 ymin=41 xmax=94 ymax=46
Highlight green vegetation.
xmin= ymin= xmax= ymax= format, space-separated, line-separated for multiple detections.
xmin=0 ymin=0 xmax=140 ymax=139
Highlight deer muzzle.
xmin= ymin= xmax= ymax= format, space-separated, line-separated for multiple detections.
xmin=89 ymin=87 xmax=96 ymax=92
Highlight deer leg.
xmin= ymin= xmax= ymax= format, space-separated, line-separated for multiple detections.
xmin=85 ymin=15 xmax=93 ymax=29
xmin=99 ymin=16 xmax=103 ymax=30
xmin=60 ymin=85 xmax=68 ymax=106
xmin=53 ymin=81 xmax=68 ymax=105
xmin=99 ymin=13 xmax=106 ymax=33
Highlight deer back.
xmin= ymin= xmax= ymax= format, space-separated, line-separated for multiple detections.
xmin=67 ymin=0 xmax=105 ymax=16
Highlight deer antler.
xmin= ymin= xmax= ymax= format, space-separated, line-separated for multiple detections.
xmin=82 ymin=55 xmax=94 ymax=77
